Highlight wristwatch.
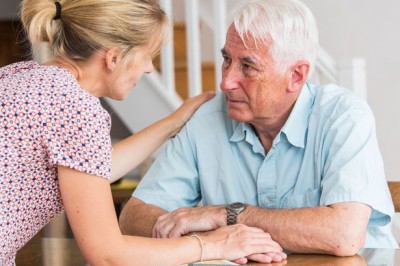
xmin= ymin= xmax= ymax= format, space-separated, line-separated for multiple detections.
xmin=226 ymin=202 xmax=247 ymax=225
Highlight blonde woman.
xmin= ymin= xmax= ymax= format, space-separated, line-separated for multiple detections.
xmin=0 ymin=0 xmax=286 ymax=265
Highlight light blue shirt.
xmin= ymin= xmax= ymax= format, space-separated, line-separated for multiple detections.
xmin=134 ymin=83 xmax=397 ymax=248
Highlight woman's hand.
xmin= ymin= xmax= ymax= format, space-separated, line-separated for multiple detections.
xmin=168 ymin=91 xmax=216 ymax=136
xmin=201 ymin=224 xmax=287 ymax=264
xmin=110 ymin=91 xmax=215 ymax=181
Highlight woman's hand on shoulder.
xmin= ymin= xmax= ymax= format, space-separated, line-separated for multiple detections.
xmin=168 ymin=91 xmax=215 ymax=135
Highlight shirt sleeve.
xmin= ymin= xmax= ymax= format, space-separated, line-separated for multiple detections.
xmin=42 ymin=92 xmax=112 ymax=179
xmin=133 ymin=125 xmax=201 ymax=211
xmin=320 ymin=104 xmax=393 ymax=226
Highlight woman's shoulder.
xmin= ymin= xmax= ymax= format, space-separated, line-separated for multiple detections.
xmin=0 ymin=61 xmax=38 ymax=79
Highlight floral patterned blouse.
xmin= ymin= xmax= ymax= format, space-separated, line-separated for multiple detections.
xmin=0 ymin=61 xmax=112 ymax=265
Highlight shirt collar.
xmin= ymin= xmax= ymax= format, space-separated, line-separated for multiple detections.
xmin=280 ymin=83 xmax=314 ymax=148
xmin=230 ymin=120 xmax=251 ymax=142
xmin=230 ymin=120 xmax=266 ymax=155
xmin=229 ymin=83 xmax=314 ymax=149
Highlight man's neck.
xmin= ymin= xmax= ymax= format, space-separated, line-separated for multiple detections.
xmin=250 ymin=103 xmax=295 ymax=153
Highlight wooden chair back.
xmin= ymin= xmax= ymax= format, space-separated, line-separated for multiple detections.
xmin=388 ymin=181 xmax=400 ymax=212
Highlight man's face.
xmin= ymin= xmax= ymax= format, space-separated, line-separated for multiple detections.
xmin=220 ymin=25 xmax=291 ymax=125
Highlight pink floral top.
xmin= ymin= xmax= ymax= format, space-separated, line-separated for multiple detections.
xmin=0 ymin=61 xmax=112 ymax=265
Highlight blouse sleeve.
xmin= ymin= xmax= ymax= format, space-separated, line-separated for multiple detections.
xmin=42 ymin=90 xmax=112 ymax=179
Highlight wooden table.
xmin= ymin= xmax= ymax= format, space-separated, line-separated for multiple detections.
xmin=15 ymin=237 xmax=400 ymax=266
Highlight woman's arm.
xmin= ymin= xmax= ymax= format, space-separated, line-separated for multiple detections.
xmin=110 ymin=91 xmax=215 ymax=182
xmin=58 ymin=166 xmax=206 ymax=265
xmin=58 ymin=166 xmax=285 ymax=265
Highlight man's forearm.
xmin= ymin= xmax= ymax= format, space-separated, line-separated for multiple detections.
xmin=238 ymin=202 xmax=371 ymax=256
xmin=119 ymin=197 xmax=167 ymax=237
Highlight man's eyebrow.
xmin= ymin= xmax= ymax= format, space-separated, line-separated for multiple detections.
xmin=241 ymin=56 xmax=257 ymax=65
xmin=221 ymin=48 xmax=259 ymax=65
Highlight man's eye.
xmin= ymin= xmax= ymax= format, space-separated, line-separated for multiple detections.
xmin=222 ymin=56 xmax=231 ymax=67
xmin=242 ymin=64 xmax=258 ymax=77
xmin=243 ymin=64 xmax=252 ymax=70
xmin=242 ymin=64 xmax=257 ymax=73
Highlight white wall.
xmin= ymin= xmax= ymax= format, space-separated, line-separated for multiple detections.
xmin=301 ymin=0 xmax=400 ymax=181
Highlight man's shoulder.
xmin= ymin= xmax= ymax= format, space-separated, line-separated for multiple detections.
xmin=311 ymin=83 xmax=372 ymax=118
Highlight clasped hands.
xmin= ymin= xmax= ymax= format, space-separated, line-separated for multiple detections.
xmin=152 ymin=205 xmax=287 ymax=264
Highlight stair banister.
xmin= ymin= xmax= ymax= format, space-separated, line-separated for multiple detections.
xmin=338 ymin=58 xmax=367 ymax=100
xmin=315 ymin=47 xmax=338 ymax=83
xmin=160 ymin=0 xmax=175 ymax=95
xmin=213 ymin=0 xmax=227 ymax=91
xmin=185 ymin=0 xmax=202 ymax=97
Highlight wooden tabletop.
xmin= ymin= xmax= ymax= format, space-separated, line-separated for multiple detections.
xmin=15 ymin=237 xmax=400 ymax=266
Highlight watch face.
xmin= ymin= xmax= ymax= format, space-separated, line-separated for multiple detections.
xmin=231 ymin=202 xmax=244 ymax=209
xmin=230 ymin=202 xmax=246 ymax=211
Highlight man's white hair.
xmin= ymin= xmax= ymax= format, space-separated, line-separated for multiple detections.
xmin=230 ymin=0 xmax=319 ymax=73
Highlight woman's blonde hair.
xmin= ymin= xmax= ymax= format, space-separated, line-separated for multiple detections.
xmin=20 ymin=0 xmax=169 ymax=61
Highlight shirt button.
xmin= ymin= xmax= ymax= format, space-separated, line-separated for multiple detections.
xmin=263 ymin=198 xmax=270 ymax=204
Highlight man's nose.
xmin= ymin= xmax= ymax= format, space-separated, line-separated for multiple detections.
xmin=220 ymin=65 xmax=240 ymax=91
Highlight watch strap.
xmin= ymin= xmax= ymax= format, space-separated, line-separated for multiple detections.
xmin=226 ymin=202 xmax=246 ymax=225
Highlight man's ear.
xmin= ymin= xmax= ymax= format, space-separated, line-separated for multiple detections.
xmin=287 ymin=60 xmax=310 ymax=93
xmin=105 ymin=48 xmax=121 ymax=72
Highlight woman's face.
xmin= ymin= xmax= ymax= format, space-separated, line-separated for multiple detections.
xmin=105 ymin=43 xmax=157 ymax=101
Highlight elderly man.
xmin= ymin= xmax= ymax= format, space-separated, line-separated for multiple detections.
xmin=119 ymin=0 xmax=397 ymax=258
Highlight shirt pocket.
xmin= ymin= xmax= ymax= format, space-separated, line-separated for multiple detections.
xmin=280 ymin=187 xmax=321 ymax=209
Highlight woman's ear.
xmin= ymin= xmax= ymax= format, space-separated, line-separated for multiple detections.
xmin=287 ymin=60 xmax=310 ymax=93
xmin=105 ymin=49 xmax=120 ymax=72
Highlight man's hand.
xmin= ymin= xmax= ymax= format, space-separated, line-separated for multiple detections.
xmin=152 ymin=205 xmax=226 ymax=238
